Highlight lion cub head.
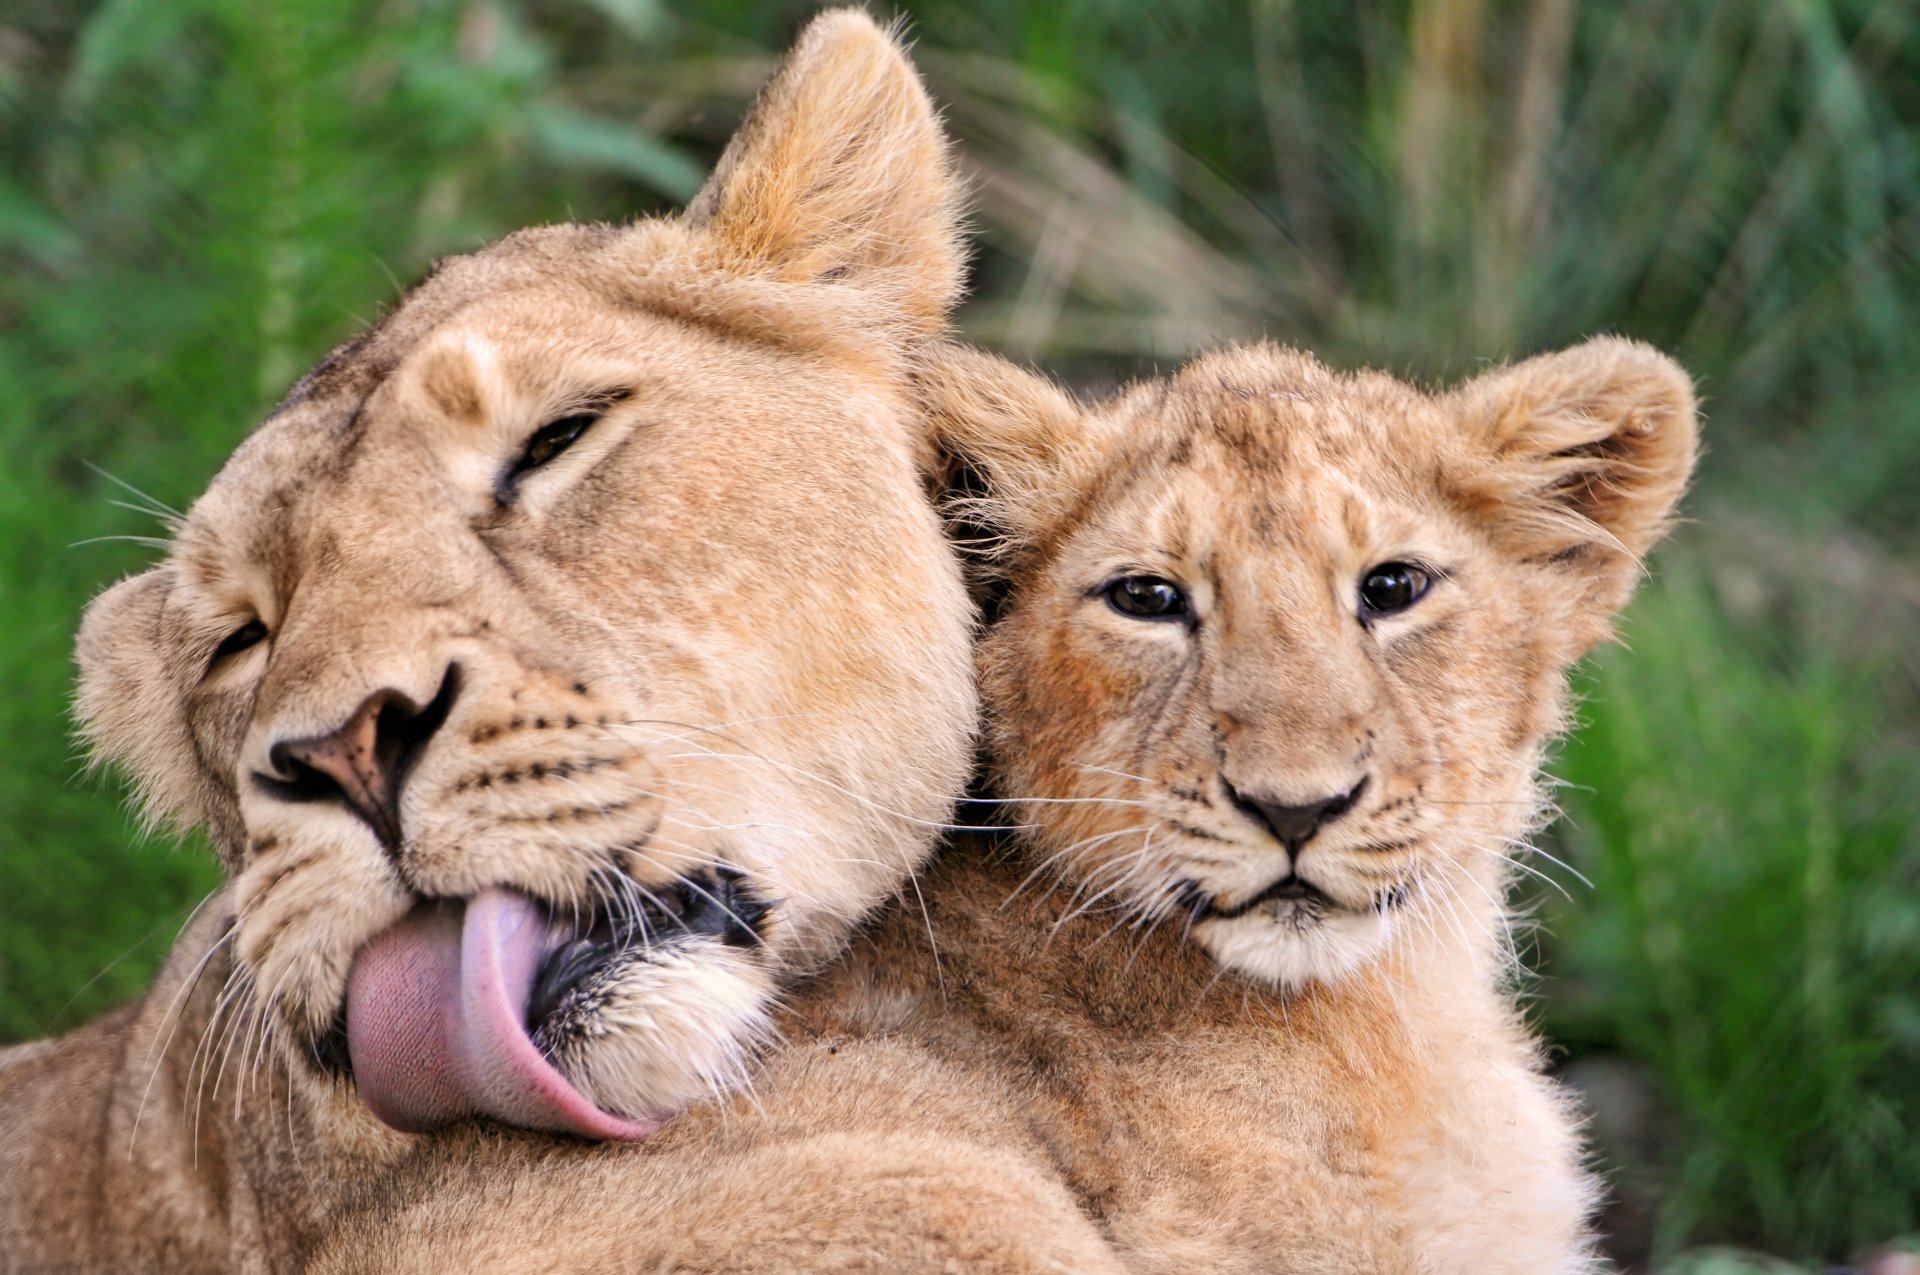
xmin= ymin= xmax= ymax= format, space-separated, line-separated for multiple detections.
xmin=931 ymin=338 xmax=1696 ymax=989
xmin=73 ymin=12 xmax=975 ymax=1138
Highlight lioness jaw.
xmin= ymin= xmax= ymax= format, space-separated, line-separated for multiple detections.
xmin=2 ymin=10 xmax=975 ymax=1271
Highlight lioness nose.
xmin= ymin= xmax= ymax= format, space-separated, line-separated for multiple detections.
xmin=1230 ymin=777 xmax=1367 ymax=853
xmin=263 ymin=666 xmax=460 ymax=849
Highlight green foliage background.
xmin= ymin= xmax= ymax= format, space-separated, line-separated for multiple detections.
xmin=1 ymin=1 xmax=1915 ymax=1268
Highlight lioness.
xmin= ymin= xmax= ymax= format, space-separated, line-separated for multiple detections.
xmin=308 ymin=336 xmax=1693 ymax=1272
xmin=0 ymin=13 xmax=980 ymax=1270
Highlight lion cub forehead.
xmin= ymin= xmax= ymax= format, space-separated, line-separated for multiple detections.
xmin=1105 ymin=349 xmax=1451 ymax=502
xmin=1060 ymin=348 xmax=1473 ymax=567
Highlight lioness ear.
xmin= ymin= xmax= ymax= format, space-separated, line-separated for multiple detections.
xmin=75 ymin=568 xmax=202 ymax=834
xmin=686 ymin=9 xmax=963 ymax=337
xmin=916 ymin=344 xmax=1115 ymax=567
xmin=1452 ymin=335 xmax=1698 ymax=617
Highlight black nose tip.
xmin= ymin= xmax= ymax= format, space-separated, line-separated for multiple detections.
xmin=1229 ymin=776 xmax=1367 ymax=852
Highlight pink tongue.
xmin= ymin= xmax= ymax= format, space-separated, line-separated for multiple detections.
xmin=345 ymin=888 xmax=655 ymax=1140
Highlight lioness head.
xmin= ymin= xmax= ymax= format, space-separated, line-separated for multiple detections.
xmin=930 ymin=338 xmax=1695 ymax=988
xmin=73 ymin=11 xmax=975 ymax=1137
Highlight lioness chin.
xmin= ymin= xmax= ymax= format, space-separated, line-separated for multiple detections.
xmin=309 ymin=336 xmax=1693 ymax=1274
xmin=0 ymin=12 xmax=978 ymax=1272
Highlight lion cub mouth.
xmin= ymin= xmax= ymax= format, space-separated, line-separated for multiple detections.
xmin=1191 ymin=872 xmax=1338 ymax=922
xmin=344 ymin=871 xmax=765 ymax=1140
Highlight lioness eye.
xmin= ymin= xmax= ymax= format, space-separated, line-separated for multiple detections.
xmin=513 ymin=413 xmax=598 ymax=475
xmin=1358 ymin=563 xmax=1432 ymax=617
xmin=1105 ymin=575 xmax=1190 ymax=621
xmin=213 ymin=618 xmax=268 ymax=661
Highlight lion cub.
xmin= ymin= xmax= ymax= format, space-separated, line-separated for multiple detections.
xmin=308 ymin=337 xmax=1694 ymax=1273
xmin=861 ymin=337 xmax=1697 ymax=1270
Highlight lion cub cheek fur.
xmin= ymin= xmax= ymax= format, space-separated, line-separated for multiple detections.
xmin=1 ymin=12 xmax=979 ymax=1272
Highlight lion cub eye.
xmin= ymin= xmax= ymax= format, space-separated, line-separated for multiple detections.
xmin=1358 ymin=563 xmax=1432 ymax=618
xmin=1104 ymin=575 xmax=1191 ymax=622
xmin=212 ymin=618 xmax=268 ymax=663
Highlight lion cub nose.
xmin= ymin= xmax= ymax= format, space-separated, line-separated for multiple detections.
xmin=1230 ymin=777 xmax=1368 ymax=853
xmin=264 ymin=666 xmax=460 ymax=849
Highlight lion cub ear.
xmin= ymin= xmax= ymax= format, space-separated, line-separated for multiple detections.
xmin=685 ymin=9 xmax=962 ymax=337
xmin=916 ymin=344 xmax=1119 ymax=567
xmin=1452 ymin=335 xmax=1698 ymax=619
xmin=74 ymin=567 xmax=203 ymax=834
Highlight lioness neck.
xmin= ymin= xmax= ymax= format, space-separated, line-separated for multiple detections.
xmin=0 ymin=899 xmax=233 ymax=1271
xmin=0 ymin=893 xmax=411 ymax=1274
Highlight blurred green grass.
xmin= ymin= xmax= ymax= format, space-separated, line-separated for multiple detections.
xmin=1 ymin=1 xmax=1915 ymax=1267
xmin=1545 ymin=539 xmax=1920 ymax=1263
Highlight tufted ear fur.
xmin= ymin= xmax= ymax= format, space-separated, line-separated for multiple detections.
xmin=74 ymin=567 xmax=203 ymax=836
xmin=1451 ymin=336 xmax=1698 ymax=620
xmin=685 ymin=9 xmax=964 ymax=340
xmin=916 ymin=344 xmax=1116 ymax=571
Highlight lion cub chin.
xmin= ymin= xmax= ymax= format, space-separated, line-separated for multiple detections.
xmin=303 ymin=339 xmax=1693 ymax=1274
xmin=1 ymin=11 xmax=978 ymax=1272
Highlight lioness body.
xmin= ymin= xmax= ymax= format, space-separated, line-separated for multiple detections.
xmin=3 ymin=15 xmax=984 ymax=1271
xmin=310 ymin=843 xmax=1579 ymax=1274
xmin=2 ymin=903 xmax=308 ymax=1271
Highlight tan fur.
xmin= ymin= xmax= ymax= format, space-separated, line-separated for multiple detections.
xmin=307 ymin=336 xmax=1694 ymax=1273
xmin=0 ymin=13 xmax=980 ymax=1271
xmin=903 ymin=337 xmax=1697 ymax=1269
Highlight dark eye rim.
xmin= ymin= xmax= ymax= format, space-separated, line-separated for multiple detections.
xmin=500 ymin=389 xmax=634 ymax=495
xmin=1357 ymin=560 xmax=1439 ymax=619
xmin=1099 ymin=574 xmax=1194 ymax=623
xmin=512 ymin=413 xmax=598 ymax=476
xmin=211 ymin=617 xmax=268 ymax=663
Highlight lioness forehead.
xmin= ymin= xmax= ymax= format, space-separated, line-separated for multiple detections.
xmin=184 ymin=227 xmax=625 ymax=537
xmin=173 ymin=223 xmax=797 ymax=570
xmin=276 ymin=224 xmax=626 ymax=426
